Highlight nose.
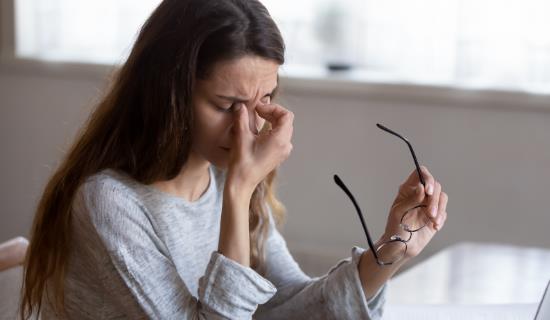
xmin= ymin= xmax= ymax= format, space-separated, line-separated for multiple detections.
xmin=248 ymin=96 xmax=269 ymax=134
xmin=247 ymin=107 xmax=259 ymax=134
xmin=230 ymin=96 xmax=268 ymax=136
xmin=228 ymin=103 xmax=259 ymax=136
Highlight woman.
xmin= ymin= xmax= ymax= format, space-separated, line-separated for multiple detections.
xmin=20 ymin=0 xmax=448 ymax=319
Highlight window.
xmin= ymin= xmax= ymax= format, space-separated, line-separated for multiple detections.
xmin=15 ymin=0 xmax=161 ymax=64
xmin=12 ymin=0 xmax=550 ymax=93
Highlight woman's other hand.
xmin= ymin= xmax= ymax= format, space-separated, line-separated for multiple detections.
xmin=382 ymin=166 xmax=449 ymax=259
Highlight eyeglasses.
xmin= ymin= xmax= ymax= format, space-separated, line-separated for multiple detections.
xmin=333 ymin=123 xmax=429 ymax=266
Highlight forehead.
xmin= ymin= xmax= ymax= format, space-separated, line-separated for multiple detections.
xmin=203 ymin=55 xmax=279 ymax=95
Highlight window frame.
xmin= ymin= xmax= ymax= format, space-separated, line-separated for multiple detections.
xmin=0 ymin=0 xmax=113 ymax=80
xmin=1 ymin=0 xmax=16 ymax=62
xmin=0 ymin=0 xmax=548 ymax=110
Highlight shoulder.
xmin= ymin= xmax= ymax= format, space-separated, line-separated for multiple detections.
xmin=81 ymin=168 xmax=142 ymax=201
xmin=74 ymin=169 xmax=147 ymax=224
xmin=72 ymin=170 xmax=171 ymax=260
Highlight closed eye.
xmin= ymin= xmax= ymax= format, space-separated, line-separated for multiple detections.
xmin=214 ymin=102 xmax=236 ymax=112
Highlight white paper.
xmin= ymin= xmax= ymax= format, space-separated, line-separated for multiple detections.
xmin=384 ymin=303 xmax=538 ymax=320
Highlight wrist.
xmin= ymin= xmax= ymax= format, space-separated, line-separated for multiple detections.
xmin=226 ymin=172 xmax=256 ymax=196
xmin=224 ymin=177 xmax=254 ymax=203
xmin=219 ymin=187 xmax=252 ymax=267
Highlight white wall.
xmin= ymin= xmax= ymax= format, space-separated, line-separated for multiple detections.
xmin=1 ymin=65 xmax=549 ymax=276
xmin=0 ymin=66 xmax=109 ymax=241
xmin=276 ymin=80 xmax=550 ymax=274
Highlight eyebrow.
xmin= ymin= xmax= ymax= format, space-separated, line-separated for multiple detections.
xmin=215 ymin=88 xmax=276 ymax=103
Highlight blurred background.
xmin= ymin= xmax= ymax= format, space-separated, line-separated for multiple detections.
xmin=1 ymin=0 xmax=549 ymax=277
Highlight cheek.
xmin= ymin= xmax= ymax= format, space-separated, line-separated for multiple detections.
xmin=193 ymin=108 xmax=232 ymax=144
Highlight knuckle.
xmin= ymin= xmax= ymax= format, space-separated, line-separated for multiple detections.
xmin=417 ymin=191 xmax=425 ymax=201
xmin=275 ymin=139 xmax=286 ymax=149
xmin=398 ymin=184 xmax=410 ymax=196
xmin=280 ymin=147 xmax=291 ymax=160
xmin=286 ymin=143 xmax=293 ymax=155
xmin=285 ymin=111 xmax=295 ymax=122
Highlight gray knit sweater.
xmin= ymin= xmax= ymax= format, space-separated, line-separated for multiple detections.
xmin=42 ymin=166 xmax=386 ymax=319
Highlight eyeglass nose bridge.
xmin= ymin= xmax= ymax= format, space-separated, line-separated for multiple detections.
xmin=387 ymin=203 xmax=429 ymax=245
xmin=391 ymin=230 xmax=413 ymax=242
xmin=400 ymin=204 xmax=429 ymax=233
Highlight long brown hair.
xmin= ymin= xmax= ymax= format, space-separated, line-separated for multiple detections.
xmin=20 ymin=0 xmax=286 ymax=318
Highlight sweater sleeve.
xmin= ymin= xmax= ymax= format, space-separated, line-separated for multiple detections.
xmin=254 ymin=215 xmax=387 ymax=320
xmin=76 ymin=179 xmax=277 ymax=319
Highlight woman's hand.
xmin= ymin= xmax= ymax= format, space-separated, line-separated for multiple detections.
xmin=359 ymin=166 xmax=448 ymax=298
xmin=226 ymin=102 xmax=294 ymax=194
xmin=218 ymin=102 xmax=292 ymax=266
xmin=381 ymin=166 xmax=449 ymax=259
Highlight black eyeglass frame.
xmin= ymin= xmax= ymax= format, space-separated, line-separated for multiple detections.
xmin=376 ymin=123 xmax=425 ymax=187
xmin=333 ymin=123 xmax=428 ymax=266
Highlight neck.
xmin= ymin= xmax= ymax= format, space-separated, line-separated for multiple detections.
xmin=150 ymin=152 xmax=211 ymax=202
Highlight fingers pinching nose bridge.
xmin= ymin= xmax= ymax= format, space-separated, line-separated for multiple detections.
xmin=248 ymin=109 xmax=259 ymax=135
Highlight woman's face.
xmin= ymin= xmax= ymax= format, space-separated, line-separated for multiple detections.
xmin=191 ymin=55 xmax=279 ymax=169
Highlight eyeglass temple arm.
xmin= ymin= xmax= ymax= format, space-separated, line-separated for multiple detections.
xmin=376 ymin=123 xmax=426 ymax=187
xmin=333 ymin=174 xmax=380 ymax=261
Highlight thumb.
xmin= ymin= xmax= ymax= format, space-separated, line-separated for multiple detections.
xmin=414 ymin=183 xmax=426 ymax=203
xmin=394 ymin=183 xmax=425 ymax=211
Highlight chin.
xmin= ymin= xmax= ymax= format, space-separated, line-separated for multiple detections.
xmin=194 ymin=147 xmax=229 ymax=171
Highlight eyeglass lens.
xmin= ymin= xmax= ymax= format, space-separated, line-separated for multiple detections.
xmin=375 ymin=205 xmax=430 ymax=264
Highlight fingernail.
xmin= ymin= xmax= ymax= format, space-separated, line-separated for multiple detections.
xmin=427 ymin=184 xmax=434 ymax=195
xmin=431 ymin=206 xmax=437 ymax=217
xmin=234 ymin=103 xmax=242 ymax=112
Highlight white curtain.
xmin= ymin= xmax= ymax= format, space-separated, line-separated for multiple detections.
xmin=15 ymin=0 xmax=550 ymax=93
xmin=15 ymin=0 xmax=161 ymax=64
